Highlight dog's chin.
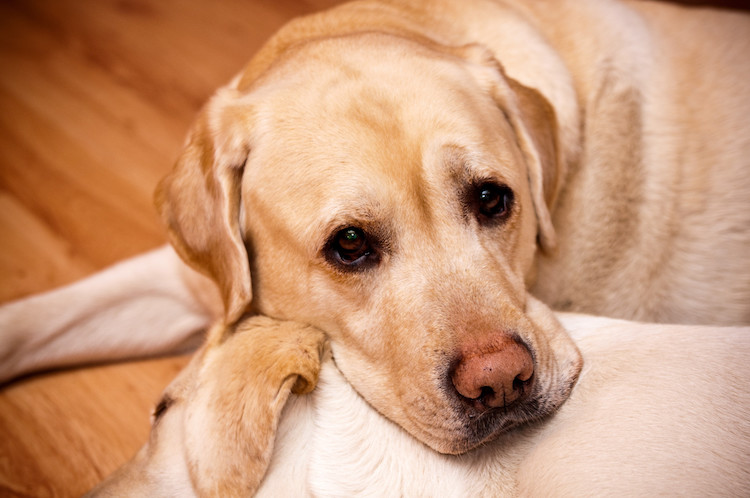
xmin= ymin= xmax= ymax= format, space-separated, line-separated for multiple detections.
xmin=424 ymin=406 xmax=528 ymax=455
xmin=428 ymin=379 xmax=579 ymax=455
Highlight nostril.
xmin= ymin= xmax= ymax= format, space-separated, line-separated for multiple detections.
xmin=513 ymin=366 xmax=534 ymax=391
xmin=513 ymin=371 xmax=533 ymax=395
xmin=479 ymin=385 xmax=495 ymax=401
xmin=475 ymin=385 xmax=502 ymax=409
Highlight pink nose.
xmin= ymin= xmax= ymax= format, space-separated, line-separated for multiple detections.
xmin=450 ymin=336 xmax=534 ymax=409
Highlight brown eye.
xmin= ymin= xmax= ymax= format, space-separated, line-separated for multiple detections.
xmin=476 ymin=183 xmax=514 ymax=221
xmin=328 ymin=227 xmax=374 ymax=267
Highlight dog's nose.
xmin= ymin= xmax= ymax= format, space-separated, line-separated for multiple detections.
xmin=450 ymin=336 xmax=534 ymax=410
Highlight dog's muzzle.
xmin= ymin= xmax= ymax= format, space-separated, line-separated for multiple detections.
xmin=440 ymin=333 xmax=540 ymax=452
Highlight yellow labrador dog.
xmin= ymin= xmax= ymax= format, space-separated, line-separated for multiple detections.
xmin=90 ymin=310 xmax=750 ymax=496
xmin=1 ymin=0 xmax=750 ymax=475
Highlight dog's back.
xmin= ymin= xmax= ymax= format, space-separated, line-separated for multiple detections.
xmin=515 ymin=0 xmax=750 ymax=325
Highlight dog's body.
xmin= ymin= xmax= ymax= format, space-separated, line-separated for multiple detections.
xmin=90 ymin=313 xmax=750 ymax=496
xmin=524 ymin=0 xmax=750 ymax=324
xmin=2 ymin=0 xmax=750 ymax=492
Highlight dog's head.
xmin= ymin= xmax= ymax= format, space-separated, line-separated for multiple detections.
xmin=156 ymin=32 xmax=582 ymax=454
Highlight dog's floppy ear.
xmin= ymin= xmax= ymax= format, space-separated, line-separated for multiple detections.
xmin=155 ymin=88 xmax=254 ymax=323
xmin=458 ymin=45 xmax=562 ymax=253
xmin=184 ymin=316 xmax=326 ymax=496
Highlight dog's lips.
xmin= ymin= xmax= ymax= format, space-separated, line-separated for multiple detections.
xmin=430 ymin=362 xmax=575 ymax=454
xmin=329 ymin=346 xmax=575 ymax=456
xmin=323 ymin=296 xmax=582 ymax=456
xmin=446 ymin=393 xmax=544 ymax=453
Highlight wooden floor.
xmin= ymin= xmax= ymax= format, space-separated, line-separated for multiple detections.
xmin=0 ymin=1 xmax=341 ymax=496
xmin=0 ymin=0 xmax=746 ymax=496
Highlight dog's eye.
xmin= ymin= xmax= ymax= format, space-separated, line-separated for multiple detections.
xmin=327 ymin=227 xmax=377 ymax=268
xmin=475 ymin=182 xmax=514 ymax=221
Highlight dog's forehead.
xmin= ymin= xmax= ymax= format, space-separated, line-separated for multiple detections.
xmin=242 ymin=34 xmax=525 ymax=242
xmin=247 ymin=33 xmax=515 ymax=153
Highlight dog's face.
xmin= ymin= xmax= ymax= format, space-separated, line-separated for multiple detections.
xmin=158 ymin=33 xmax=582 ymax=454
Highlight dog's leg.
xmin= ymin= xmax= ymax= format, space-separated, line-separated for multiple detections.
xmin=0 ymin=245 xmax=221 ymax=383
xmin=87 ymin=316 xmax=326 ymax=497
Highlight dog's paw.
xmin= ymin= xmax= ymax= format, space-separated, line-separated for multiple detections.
xmin=185 ymin=315 xmax=326 ymax=497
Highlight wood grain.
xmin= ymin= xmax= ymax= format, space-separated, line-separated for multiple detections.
xmin=0 ymin=1 xmax=745 ymax=496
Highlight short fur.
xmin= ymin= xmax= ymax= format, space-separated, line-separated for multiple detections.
xmin=0 ymin=0 xmax=749 ymax=492
xmin=91 ymin=311 xmax=750 ymax=496
xmin=87 ymin=316 xmax=325 ymax=497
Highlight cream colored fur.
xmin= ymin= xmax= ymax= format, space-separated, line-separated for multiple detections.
xmin=90 ymin=310 xmax=750 ymax=496
xmin=0 ymin=0 xmax=749 ymax=493
xmin=88 ymin=316 xmax=324 ymax=497
xmin=150 ymin=0 xmax=750 ymax=454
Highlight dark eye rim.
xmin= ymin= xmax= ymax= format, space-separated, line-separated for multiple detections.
xmin=325 ymin=226 xmax=380 ymax=270
xmin=472 ymin=181 xmax=515 ymax=223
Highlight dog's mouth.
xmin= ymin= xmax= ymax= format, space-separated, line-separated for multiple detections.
xmin=329 ymin=345 xmax=579 ymax=456
xmin=456 ymin=391 xmax=545 ymax=450
xmin=428 ymin=372 xmax=533 ymax=454
xmin=325 ymin=298 xmax=583 ymax=456
xmin=422 ymin=350 xmax=580 ymax=455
